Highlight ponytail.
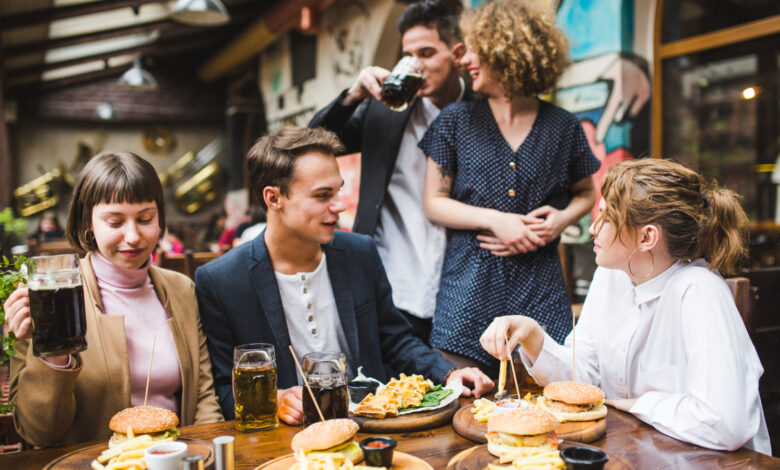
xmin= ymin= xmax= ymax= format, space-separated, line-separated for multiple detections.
xmin=599 ymin=159 xmax=750 ymax=276
xmin=698 ymin=186 xmax=749 ymax=276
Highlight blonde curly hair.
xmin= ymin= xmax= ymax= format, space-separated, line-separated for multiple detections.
xmin=461 ymin=0 xmax=569 ymax=98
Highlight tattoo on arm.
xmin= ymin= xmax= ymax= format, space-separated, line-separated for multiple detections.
xmin=437 ymin=165 xmax=454 ymax=195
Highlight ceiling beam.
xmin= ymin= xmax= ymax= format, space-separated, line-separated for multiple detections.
xmin=3 ymin=19 xmax=173 ymax=59
xmin=5 ymin=31 xmax=230 ymax=79
xmin=2 ymin=2 xmax=269 ymax=60
xmin=0 ymin=0 xmax=164 ymax=30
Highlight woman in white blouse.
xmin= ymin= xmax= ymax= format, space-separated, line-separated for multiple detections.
xmin=480 ymin=158 xmax=771 ymax=454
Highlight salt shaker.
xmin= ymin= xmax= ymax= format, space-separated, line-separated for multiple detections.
xmin=213 ymin=435 xmax=235 ymax=470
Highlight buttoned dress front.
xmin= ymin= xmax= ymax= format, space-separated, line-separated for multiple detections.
xmin=419 ymin=98 xmax=600 ymax=366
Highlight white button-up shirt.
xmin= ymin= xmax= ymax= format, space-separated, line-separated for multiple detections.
xmin=522 ymin=259 xmax=771 ymax=454
xmin=374 ymin=79 xmax=465 ymax=319
xmin=275 ymin=254 xmax=352 ymax=383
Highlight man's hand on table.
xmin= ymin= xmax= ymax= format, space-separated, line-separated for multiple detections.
xmin=605 ymin=397 xmax=638 ymax=412
xmin=278 ymin=386 xmax=304 ymax=425
xmin=447 ymin=367 xmax=494 ymax=398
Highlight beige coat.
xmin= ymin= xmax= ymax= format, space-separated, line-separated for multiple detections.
xmin=10 ymin=253 xmax=223 ymax=447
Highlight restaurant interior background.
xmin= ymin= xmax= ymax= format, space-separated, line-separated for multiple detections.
xmin=0 ymin=0 xmax=778 ymax=456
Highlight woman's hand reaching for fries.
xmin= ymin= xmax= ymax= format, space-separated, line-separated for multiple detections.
xmin=480 ymin=316 xmax=545 ymax=363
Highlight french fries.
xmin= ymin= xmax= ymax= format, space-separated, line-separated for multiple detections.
xmin=471 ymin=398 xmax=495 ymax=422
xmin=493 ymin=447 xmax=565 ymax=469
xmin=497 ymin=360 xmax=507 ymax=396
xmin=90 ymin=434 xmax=174 ymax=470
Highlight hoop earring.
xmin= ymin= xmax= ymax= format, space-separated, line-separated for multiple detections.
xmin=627 ymin=249 xmax=654 ymax=280
xmin=84 ymin=229 xmax=94 ymax=244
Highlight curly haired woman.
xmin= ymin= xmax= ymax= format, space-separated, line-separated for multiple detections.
xmin=420 ymin=0 xmax=600 ymax=370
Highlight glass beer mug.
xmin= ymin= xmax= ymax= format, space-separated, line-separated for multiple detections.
xmin=233 ymin=343 xmax=278 ymax=431
xmin=381 ymin=56 xmax=426 ymax=112
xmin=27 ymin=254 xmax=87 ymax=357
xmin=302 ymin=352 xmax=349 ymax=426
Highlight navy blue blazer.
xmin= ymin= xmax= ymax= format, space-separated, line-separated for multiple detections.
xmin=196 ymin=230 xmax=455 ymax=418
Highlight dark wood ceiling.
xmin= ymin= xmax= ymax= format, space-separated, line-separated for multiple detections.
xmin=0 ymin=0 xmax=279 ymax=96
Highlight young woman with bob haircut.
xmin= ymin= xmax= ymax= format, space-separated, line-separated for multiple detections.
xmin=420 ymin=0 xmax=600 ymax=370
xmin=481 ymin=158 xmax=771 ymax=454
xmin=5 ymin=151 xmax=223 ymax=447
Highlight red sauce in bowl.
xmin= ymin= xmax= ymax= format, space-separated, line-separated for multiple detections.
xmin=365 ymin=441 xmax=389 ymax=449
xmin=149 ymin=449 xmax=177 ymax=455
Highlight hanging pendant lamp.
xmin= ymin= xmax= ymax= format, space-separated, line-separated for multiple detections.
xmin=118 ymin=57 xmax=159 ymax=90
xmin=170 ymin=0 xmax=230 ymax=26
xmin=96 ymin=101 xmax=116 ymax=120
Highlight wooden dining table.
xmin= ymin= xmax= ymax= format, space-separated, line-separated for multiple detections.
xmin=2 ymin=397 xmax=778 ymax=469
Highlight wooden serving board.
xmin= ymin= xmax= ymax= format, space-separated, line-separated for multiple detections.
xmin=43 ymin=437 xmax=215 ymax=469
xmin=350 ymin=399 xmax=459 ymax=433
xmin=256 ymin=451 xmax=433 ymax=469
xmin=446 ymin=442 xmax=633 ymax=470
xmin=452 ymin=406 xmax=606 ymax=444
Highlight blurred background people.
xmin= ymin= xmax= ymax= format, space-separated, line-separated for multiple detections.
xmin=29 ymin=210 xmax=65 ymax=242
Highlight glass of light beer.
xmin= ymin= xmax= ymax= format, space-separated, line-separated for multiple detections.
xmin=27 ymin=254 xmax=87 ymax=357
xmin=233 ymin=343 xmax=278 ymax=431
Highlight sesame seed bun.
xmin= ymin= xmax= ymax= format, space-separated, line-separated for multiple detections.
xmin=109 ymin=406 xmax=179 ymax=434
xmin=291 ymin=419 xmax=359 ymax=453
xmin=488 ymin=408 xmax=559 ymax=436
xmin=543 ymin=381 xmax=604 ymax=405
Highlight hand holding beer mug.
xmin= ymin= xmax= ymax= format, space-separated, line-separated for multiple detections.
xmin=381 ymin=56 xmax=426 ymax=111
xmin=233 ymin=343 xmax=278 ymax=431
xmin=27 ymin=254 xmax=87 ymax=357
xmin=302 ymin=352 xmax=349 ymax=426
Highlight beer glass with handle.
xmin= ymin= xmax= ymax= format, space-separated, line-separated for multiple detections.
xmin=302 ymin=351 xmax=349 ymax=426
xmin=27 ymin=254 xmax=87 ymax=357
xmin=233 ymin=343 xmax=278 ymax=431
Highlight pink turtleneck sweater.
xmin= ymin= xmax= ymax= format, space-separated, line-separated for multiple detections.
xmin=90 ymin=252 xmax=181 ymax=414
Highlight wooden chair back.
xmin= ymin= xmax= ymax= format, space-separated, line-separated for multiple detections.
xmin=28 ymin=240 xmax=77 ymax=257
xmin=187 ymin=250 xmax=220 ymax=279
xmin=726 ymin=276 xmax=755 ymax=336
xmin=157 ymin=251 xmax=190 ymax=278
xmin=157 ymin=250 xmax=221 ymax=280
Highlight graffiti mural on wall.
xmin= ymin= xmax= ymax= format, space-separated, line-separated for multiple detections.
xmin=553 ymin=0 xmax=651 ymax=240
xmin=326 ymin=0 xmax=371 ymax=79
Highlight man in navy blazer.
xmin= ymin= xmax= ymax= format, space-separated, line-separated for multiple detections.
xmin=197 ymin=127 xmax=493 ymax=424
xmin=309 ymin=1 xmax=475 ymax=345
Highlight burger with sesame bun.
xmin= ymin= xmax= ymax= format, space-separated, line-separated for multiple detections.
xmin=291 ymin=419 xmax=363 ymax=464
xmin=108 ymin=406 xmax=180 ymax=448
xmin=486 ymin=408 xmax=560 ymax=460
xmin=540 ymin=381 xmax=607 ymax=421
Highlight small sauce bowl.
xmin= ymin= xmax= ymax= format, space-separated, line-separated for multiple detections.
xmin=359 ymin=436 xmax=397 ymax=467
xmin=493 ymin=397 xmax=529 ymax=415
xmin=144 ymin=441 xmax=188 ymax=470
xmin=349 ymin=380 xmax=379 ymax=403
xmin=560 ymin=446 xmax=609 ymax=469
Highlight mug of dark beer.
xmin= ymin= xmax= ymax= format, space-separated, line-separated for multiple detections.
xmin=27 ymin=254 xmax=87 ymax=357
xmin=233 ymin=343 xmax=278 ymax=431
xmin=381 ymin=56 xmax=426 ymax=112
xmin=302 ymin=351 xmax=349 ymax=426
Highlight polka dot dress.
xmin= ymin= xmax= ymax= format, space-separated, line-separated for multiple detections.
xmin=418 ymin=98 xmax=601 ymax=367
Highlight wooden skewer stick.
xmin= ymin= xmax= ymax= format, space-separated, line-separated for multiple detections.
xmin=289 ymin=345 xmax=325 ymax=423
xmin=144 ymin=332 xmax=157 ymax=407
xmin=572 ymin=309 xmax=576 ymax=383
xmin=504 ymin=333 xmax=521 ymax=396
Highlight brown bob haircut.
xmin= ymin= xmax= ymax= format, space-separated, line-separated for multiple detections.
xmin=67 ymin=151 xmax=166 ymax=252
xmin=246 ymin=127 xmax=345 ymax=210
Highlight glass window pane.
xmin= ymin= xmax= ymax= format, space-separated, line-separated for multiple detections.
xmin=662 ymin=34 xmax=779 ymax=221
xmin=662 ymin=0 xmax=779 ymax=43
